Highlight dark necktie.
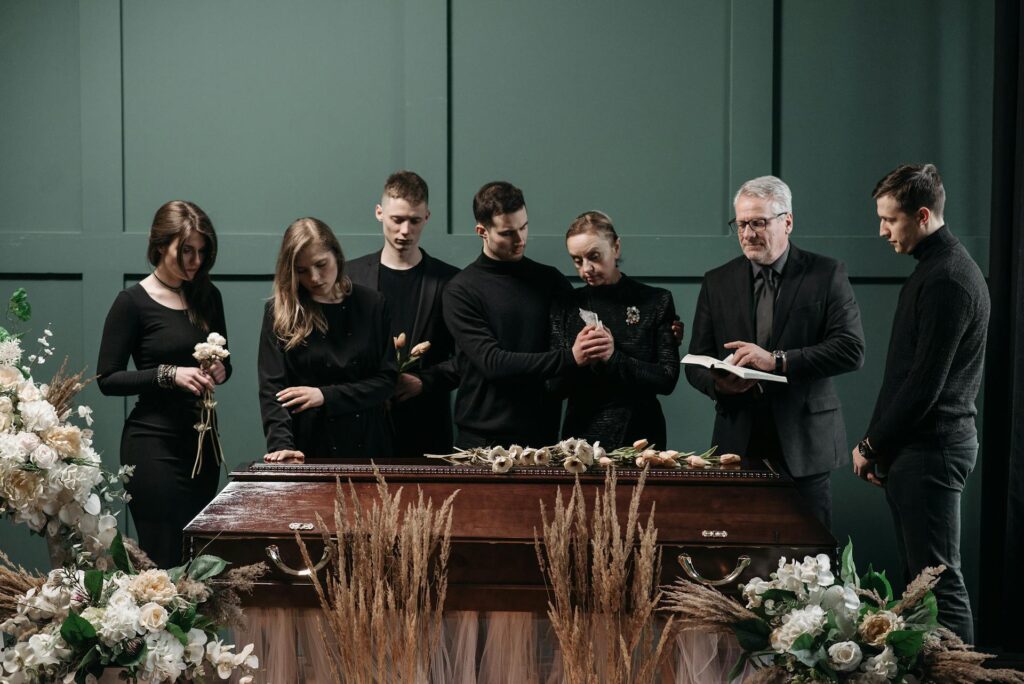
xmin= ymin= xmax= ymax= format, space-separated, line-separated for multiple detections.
xmin=755 ymin=269 xmax=776 ymax=349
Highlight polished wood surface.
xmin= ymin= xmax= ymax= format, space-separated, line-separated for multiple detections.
xmin=185 ymin=459 xmax=836 ymax=611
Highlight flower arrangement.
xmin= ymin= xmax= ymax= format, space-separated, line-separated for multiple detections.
xmin=0 ymin=290 xmax=131 ymax=567
xmin=393 ymin=332 xmax=430 ymax=372
xmin=661 ymin=541 xmax=1024 ymax=683
xmin=427 ymin=437 xmax=726 ymax=475
xmin=190 ymin=333 xmax=229 ymax=479
xmin=0 ymin=535 xmax=263 ymax=683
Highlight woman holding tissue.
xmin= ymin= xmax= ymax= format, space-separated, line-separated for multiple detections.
xmin=550 ymin=211 xmax=680 ymax=450
xmin=258 ymin=217 xmax=397 ymax=463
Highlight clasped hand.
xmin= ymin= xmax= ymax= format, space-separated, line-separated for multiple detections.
xmin=174 ymin=360 xmax=226 ymax=396
xmin=276 ymin=386 xmax=324 ymax=413
xmin=851 ymin=445 xmax=884 ymax=487
xmin=572 ymin=325 xmax=614 ymax=366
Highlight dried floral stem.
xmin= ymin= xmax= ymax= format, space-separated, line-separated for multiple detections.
xmin=536 ymin=469 xmax=675 ymax=683
xmin=44 ymin=356 xmax=92 ymax=418
xmin=297 ymin=470 xmax=457 ymax=683
xmin=891 ymin=563 xmax=944 ymax=615
xmin=660 ymin=578 xmax=760 ymax=633
xmin=919 ymin=628 xmax=1024 ymax=683
xmin=0 ymin=550 xmax=45 ymax=621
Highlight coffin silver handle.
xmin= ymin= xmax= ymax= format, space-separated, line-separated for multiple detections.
xmin=678 ymin=553 xmax=751 ymax=586
xmin=265 ymin=544 xmax=331 ymax=577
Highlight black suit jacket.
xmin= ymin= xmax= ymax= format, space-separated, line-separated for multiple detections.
xmin=685 ymin=243 xmax=865 ymax=477
xmin=347 ymin=248 xmax=460 ymax=456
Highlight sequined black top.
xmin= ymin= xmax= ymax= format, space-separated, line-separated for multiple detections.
xmin=550 ymin=275 xmax=680 ymax=450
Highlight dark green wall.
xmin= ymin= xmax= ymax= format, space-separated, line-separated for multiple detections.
xmin=0 ymin=0 xmax=993 ymax=622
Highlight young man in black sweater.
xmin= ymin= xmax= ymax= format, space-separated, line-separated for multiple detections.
xmin=443 ymin=181 xmax=611 ymax=448
xmin=853 ymin=164 xmax=990 ymax=643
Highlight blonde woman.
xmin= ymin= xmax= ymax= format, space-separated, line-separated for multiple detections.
xmin=259 ymin=218 xmax=397 ymax=462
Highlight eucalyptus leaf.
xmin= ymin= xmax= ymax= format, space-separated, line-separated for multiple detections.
xmin=187 ymin=554 xmax=228 ymax=581
xmin=732 ymin=617 xmax=771 ymax=652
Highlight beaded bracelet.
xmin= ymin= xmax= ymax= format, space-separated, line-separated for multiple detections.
xmin=157 ymin=364 xmax=177 ymax=389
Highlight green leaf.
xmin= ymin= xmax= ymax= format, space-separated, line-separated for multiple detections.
xmin=887 ymin=629 xmax=925 ymax=660
xmin=60 ymin=612 xmax=97 ymax=649
xmin=791 ymin=633 xmax=815 ymax=652
xmin=790 ymin=644 xmax=824 ymax=668
xmin=75 ymin=645 xmax=99 ymax=675
xmin=761 ymin=588 xmax=798 ymax=604
xmin=8 ymin=288 xmax=31 ymax=322
xmin=840 ymin=538 xmax=857 ymax=586
xmin=167 ymin=564 xmax=186 ymax=583
xmin=169 ymin=604 xmax=196 ymax=632
xmin=165 ymin=621 xmax=189 ymax=647
xmin=187 ymin=554 xmax=228 ymax=581
xmin=110 ymin=532 xmax=135 ymax=574
xmin=83 ymin=569 xmax=104 ymax=603
xmin=117 ymin=642 xmax=147 ymax=667
xmin=726 ymin=652 xmax=749 ymax=682
xmin=731 ymin=617 xmax=772 ymax=652
xmin=860 ymin=567 xmax=893 ymax=603
xmin=0 ymin=326 xmax=9 ymax=342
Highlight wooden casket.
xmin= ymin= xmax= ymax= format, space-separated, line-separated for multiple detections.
xmin=184 ymin=458 xmax=836 ymax=611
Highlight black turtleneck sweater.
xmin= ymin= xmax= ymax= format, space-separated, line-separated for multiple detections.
xmin=866 ymin=226 xmax=990 ymax=456
xmin=443 ymin=253 xmax=574 ymax=447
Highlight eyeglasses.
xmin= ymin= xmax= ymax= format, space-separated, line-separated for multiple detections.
xmin=728 ymin=212 xmax=788 ymax=233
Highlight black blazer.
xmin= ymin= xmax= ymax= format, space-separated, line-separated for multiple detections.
xmin=685 ymin=243 xmax=865 ymax=477
xmin=347 ymin=248 xmax=460 ymax=456
xmin=258 ymin=285 xmax=397 ymax=459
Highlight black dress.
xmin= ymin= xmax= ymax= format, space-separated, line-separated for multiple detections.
xmin=550 ymin=275 xmax=680 ymax=450
xmin=257 ymin=284 xmax=398 ymax=458
xmin=96 ymin=283 xmax=230 ymax=569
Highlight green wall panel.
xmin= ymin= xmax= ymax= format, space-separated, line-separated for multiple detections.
xmin=778 ymin=0 xmax=993 ymax=253
xmin=0 ymin=2 xmax=82 ymax=233
xmin=121 ymin=0 xmax=448 ymax=236
xmin=0 ymin=0 xmax=995 ymax=627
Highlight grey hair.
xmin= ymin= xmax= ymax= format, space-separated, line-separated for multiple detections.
xmin=734 ymin=175 xmax=793 ymax=214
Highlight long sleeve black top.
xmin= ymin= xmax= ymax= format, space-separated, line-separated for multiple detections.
xmin=550 ymin=275 xmax=680 ymax=449
xmin=866 ymin=226 xmax=990 ymax=456
xmin=257 ymin=284 xmax=398 ymax=458
xmin=96 ymin=284 xmax=232 ymax=430
xmin=443 ymin=253 xmax=573 ymax=447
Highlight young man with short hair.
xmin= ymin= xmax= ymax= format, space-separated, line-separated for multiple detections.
xmin=853 ymin=163 xmax=990 ymax=643
xmin=443 ymin=181 xmax=610 ymax=448
xmin=347 ymin=171 xmax=460 ymax=457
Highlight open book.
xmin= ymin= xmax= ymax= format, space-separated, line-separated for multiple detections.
xmin=681 ymin=354 xmax=788 ymax=384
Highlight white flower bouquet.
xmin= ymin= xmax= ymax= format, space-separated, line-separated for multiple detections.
xmin=0 ymin=290 xmax=131 ymax=566
xmin=190 ymin=333 xmax=229 ymax=479
xmin=0 ymin=535 xmax=261 ymax=683
xmin=661 ymin=540 xmax=1024 ymax=683
xmin=427 ymin=437 xmax=726 ymax=475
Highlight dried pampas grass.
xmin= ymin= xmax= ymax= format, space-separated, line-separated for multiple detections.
xmin=659 ymin=578 xmax=759 ymax=634
xmin=919 ymin=628 xmax=1024 ymax=683
xmin=298 ymin=470 xmax=457 ymax=683
xmin=0 ymin=550 xmax=44 ymax=621
xmin=535 ymin=468 xmax=674 ymax=683
xmin=43 ymin=357 xmax=92 ymax=418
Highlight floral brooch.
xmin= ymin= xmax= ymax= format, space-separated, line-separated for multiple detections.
xmin=626 ymin=306 xmax=640 ymax=326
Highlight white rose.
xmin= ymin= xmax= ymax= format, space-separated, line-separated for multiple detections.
xmin=0 ymin=365 xmax=23 ymax=391
xmin=491 ymin=455 xmax=513 ymax=474
xmin=827 ymin=641 xmax=863 ymax=672
xmin=206 ymin=333 xmax=227 ymax=347
xmin=518 ymin=448 xmax=537 ymax=466
xmin=17 ymin=381 xmax=42 ymax=403
xmin=17 ymin=431 xmax=42 ymax=453
xmin=19 ymin=400 xmax=59 ymax=433
xmin=138 ymin=602 xmax=168 ymax=633
xmin=0 ymin=395 xmax=13 ymax=413
xmin=533 ymin=448 xmax=552 ymax=466
xmin=563 ymin=456 xmax=587 ymax=474
xmin=0 ymin=411 xmax=11 ymax=432
xmin=506 ymin=444 xmax=524 ymax=461
xmin=30 ymin=444 xmax=59 ymax=469
xmin=769 ymin=604 xmax=826 ymax=653
xmin=861 ymin=646 xmax=898 ymax=680
xmin=859 ymin=610 xmax=904 ymax=647
xmin=573 ymin=442 xmax=594 ymax=466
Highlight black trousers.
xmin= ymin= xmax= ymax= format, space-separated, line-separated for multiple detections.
xmin=749 ymin=410 xmax=833 ymax=532
xmin=885 ymin=434 xmax=977 ymax=643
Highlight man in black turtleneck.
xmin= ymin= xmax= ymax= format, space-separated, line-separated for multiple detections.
xmin=853 ymin=164 xmax=990 ymax=644
xmin=443 ymin=181 xmax=610 ymax=448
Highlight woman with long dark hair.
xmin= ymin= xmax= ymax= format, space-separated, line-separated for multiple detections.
xmin=259 ymin=217 xmax=397 ymax=462
xmin=550 ymin=211 xmax=680 ymax=450
xmin=97 ymin=200 xmax=230 ymax=568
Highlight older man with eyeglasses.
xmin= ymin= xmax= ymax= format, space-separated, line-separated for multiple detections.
xmin=685 ymin=175 xmax=865 ymax=530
